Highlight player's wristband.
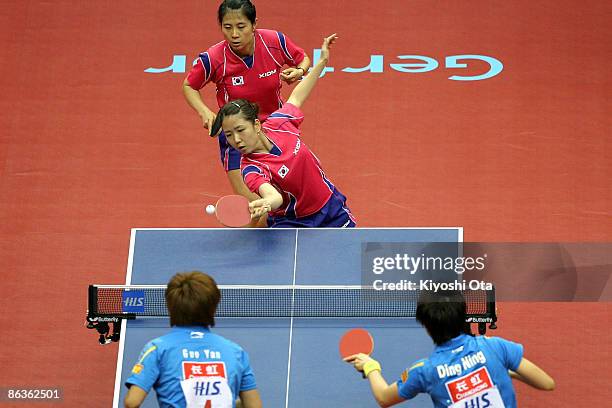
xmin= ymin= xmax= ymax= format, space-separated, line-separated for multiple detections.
xmin=363 ymin=359 xmax=382 ymax=377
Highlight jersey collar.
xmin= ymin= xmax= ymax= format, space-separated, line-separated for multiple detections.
xmin=225 ymin=30 xmax=258 ymax=69
xmin=434 ymin=333 xmax=471 ymax=352
xmin=249 ymin=135 xmax=282 ymax=157
xmin=172 ymin=326 xmax=211 ymax=333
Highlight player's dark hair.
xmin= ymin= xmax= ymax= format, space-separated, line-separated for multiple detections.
xmin=218 ymin=0 xmax=256 ymax=25
xmin=165 ymin=271 xmax=221 ymax=327
xmin=416 ymin=290 xmax=471 ymax=345
xmin=211 ymin=99 xmax=259 ymax=136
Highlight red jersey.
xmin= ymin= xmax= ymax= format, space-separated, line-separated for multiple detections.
xmin=186 ymin=29 xmax=305 ymax=121
xmin=241 ymin=104 xmax=335 ymax=218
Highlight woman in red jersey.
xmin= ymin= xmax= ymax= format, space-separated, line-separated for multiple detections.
xmin=211 ymin=34 xmax=355 ymax=228
xmin=183 ymin=0 xmax=311 ymax=219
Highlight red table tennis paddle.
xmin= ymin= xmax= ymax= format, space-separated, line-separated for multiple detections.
xmin=339 ymin=328 xmax=374 ymax=378
xmin=211 ymin=195 xmax=251 ymax=227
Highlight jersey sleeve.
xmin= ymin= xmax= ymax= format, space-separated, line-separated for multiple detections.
xmin=276 ymin=31 xmax=305 ymax=66
xmin=242 ymin=164 xmax=270 ymax=193
xmin=238 ymin=350 xmax=257 ymax=392
xmin=125 ymin=341 xmax=160 ymax=393
xmin=485 ymin=337 xmax=524 ymax=371
xmin=396 ymin=359 xmax=428 ymax=400
xmin=265 ymin=103 xmax=305 ymax=131
xmin=186 ymin=51 xmax=213 ymax=90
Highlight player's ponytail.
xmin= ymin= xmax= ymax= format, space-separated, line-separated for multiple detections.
xmin=211 ymin=99 xmax=260 ymax=136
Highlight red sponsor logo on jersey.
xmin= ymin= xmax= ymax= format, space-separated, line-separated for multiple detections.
xmin=182 ymin=361 xmax=227 ymax=379
xmin=445 ymin=366 xmax=494 ymax=403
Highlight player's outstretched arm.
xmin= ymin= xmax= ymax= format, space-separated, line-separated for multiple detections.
xmin=511 ymin=357 xmax=555 ymax=391
xmin=286 ymin=34 xmax=337 ymax=109
xmin=249 ymin=183 xmax=284 ymax=218
xmin=367 ymin=373 xmax=407 ymax=408
xmin=238 ymin=389 xmax=263 ymax=408
xmin=345 ymin=353 xmax=406 ymax=407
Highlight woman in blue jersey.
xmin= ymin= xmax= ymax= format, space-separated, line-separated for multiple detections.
xmin=124 ymin=272 xmax=262 ymax=408
xmin=344 ymin=291 xmax=555 ymax=408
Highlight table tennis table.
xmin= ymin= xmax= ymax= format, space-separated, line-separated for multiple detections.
xmin=98 ymin=227 xmax=488 ymax=408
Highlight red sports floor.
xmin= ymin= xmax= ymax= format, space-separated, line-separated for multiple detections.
xmin=0 ymin=1 xmax=610 ymax=406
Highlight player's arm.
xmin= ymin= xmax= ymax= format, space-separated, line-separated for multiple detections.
xmin=345 ymin=353 xmax=406 ymax=407
xmin=367 ymin=373 xmax=407 ymax=407
xmin=124 ymin=385 xmax=147 ymax=408
xmin=249 ymin=183 xmax=283 ymax=218
xmin=228 ymin=170 xmax=262 ymax=201
xmin=238 ymin=389 xmax=263 ymax=408
xmin=182 ymin=78 xmax=217 ymax=135
xmin=510 ymin=357 xmax=555 ymax=391
xmin=286 ymin=34 xmax=337 ymax=109
xmin=228 ymin=170 xmax=267 ymax=227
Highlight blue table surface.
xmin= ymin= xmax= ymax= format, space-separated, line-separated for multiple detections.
xmin=116 ymin=228 xmax=461 ymax=408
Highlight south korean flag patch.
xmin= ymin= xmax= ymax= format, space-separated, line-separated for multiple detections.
xmin=278 ymin=165 xmax=289 ymax=178
xmin=232 ymin=76 xmax=244 ymax=86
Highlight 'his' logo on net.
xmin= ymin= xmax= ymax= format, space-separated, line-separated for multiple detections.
xmin=122 ymin=290 xmax=145 ymax=313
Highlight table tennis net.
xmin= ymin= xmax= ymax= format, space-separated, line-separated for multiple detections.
xmin=88 ymin=285 xmax=496 ymax=319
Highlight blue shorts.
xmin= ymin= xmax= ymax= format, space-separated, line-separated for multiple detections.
xmin=268 ymin=189 xmax=356 ymax=228
xmin=218 ymin=131 xmax=242 ymax=171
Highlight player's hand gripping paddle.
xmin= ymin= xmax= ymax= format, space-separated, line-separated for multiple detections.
xmin=339 ymin=328 xmax=374 ymax=378
xmin=209 ymin=195 xmax=251 ymax=227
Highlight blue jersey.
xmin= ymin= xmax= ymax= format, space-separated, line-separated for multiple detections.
xmin=125 ymin=326 xmax=257 ymax=408
xmin=397 ymin=334 xmax=523 ymax=408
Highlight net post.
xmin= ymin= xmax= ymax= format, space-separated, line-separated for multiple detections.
xmin=487 ymin=286 xmax=498 ymax=330
xmin=88 ymin=285 xmax=98 ymax=318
